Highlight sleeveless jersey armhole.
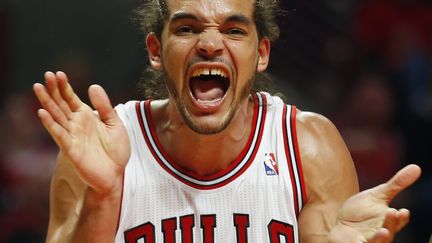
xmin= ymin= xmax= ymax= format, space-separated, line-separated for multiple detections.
xmin=290 ymin=106 xmax=308 ymax=206
xmin=282 ymin=105 xmax=308 ymax=217
xmin=113 ymin=101 xmax=139 ymax=235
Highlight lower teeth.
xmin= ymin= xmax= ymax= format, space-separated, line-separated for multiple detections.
xmin=197 ymin=97 xmax=222 ymax=103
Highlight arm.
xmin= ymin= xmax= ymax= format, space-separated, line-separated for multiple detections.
xmin=296 ymin=110 xmax=421 ymax=243
xmin=296 ymin=111 xmax=359 ymax=242
xmin=46 ymin=152 xmax=123 ymax=243
xmin=46 ymin=152 xmax=85 ymax=242
xmin=34 ymin=71 xmax=130 ymax=242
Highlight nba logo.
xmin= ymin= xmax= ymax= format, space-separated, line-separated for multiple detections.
xmin=264 ymin=152 xmax=279 ymax=176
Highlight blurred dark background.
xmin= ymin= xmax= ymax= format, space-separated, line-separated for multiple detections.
xmin=0 ymin=0 xmax=431 ymax=242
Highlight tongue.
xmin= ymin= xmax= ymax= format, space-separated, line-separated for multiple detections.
xmin=191 ymin=78 xmax=225 ymax=101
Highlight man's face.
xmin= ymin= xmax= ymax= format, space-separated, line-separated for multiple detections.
xmin=149 ymin=0 xmax=269 ymax=134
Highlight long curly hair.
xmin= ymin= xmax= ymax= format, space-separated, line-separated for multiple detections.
xmin=132 ymin=0 xmax=284 ymax=99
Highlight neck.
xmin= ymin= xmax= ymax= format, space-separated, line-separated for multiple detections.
xmin=150 ymin=97 xmax=255 ymax=176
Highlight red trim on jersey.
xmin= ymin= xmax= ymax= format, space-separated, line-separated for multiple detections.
xmin=137 ymin=94 xmax=267 ymax=190
xmin=144 ymin=99 xmax=255 ymax=181
xmin=290 ymin=106 xmax=308 ymax=204
xmin=136 ymin=101 xmax=159 ymax=168
xmin=135 ymin=100 xmax=173 ymax=189
xmin=282 ymin=105 xmax=300 ymax=217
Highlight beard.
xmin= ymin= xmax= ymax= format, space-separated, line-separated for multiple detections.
xmin=162 ymin=70 xmax=255 ymax=135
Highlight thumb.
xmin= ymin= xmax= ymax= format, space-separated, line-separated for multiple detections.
xmin=88 ymin=84 xmax=118 ymax=123
xmin=374 ymin=164 xmax=421 ymax=203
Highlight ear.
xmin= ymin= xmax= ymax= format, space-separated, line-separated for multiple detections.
xmin=257 ymin=37 xmax=271 ymax=72
xmin=146 ymin=33 xmax=162 ymax=70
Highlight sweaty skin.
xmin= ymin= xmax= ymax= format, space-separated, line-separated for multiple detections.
xmin=33 ymin=0 xmax=421 ymax=242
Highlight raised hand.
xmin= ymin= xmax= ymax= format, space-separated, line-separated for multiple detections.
xmin=33 ymin=71 xmax=130 ymax=195
xmin=329 ymin=164 xmax=421 ymax=243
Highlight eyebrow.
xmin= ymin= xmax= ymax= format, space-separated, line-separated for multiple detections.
xmin=170 ymin=12 xmax=199 ymax=22
xmin=224 ymin=14 xmax=251 ymax=25
xmin=170 ymin=11 xmax=252 ymax=26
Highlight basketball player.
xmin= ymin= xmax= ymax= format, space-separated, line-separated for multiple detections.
xmin=33 ymin=0 xmax=421 ymax=242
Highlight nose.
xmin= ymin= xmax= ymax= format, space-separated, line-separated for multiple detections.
xmin=196 ymin=29 xmax=224 ymax=58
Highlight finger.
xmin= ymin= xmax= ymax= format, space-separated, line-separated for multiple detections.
xmin=44 ymin=71 xmax=73 ymax=118
xmin=374 ymin=164 xmax=421 ymax=203
xmin=33 ymin=83 xmax=70 ymax=130
xmin=88 ymin=84 xmax=119 ymax=124
xmin=367 ymin=228 xmax=392 ymax=243
xmin=395 ymin=208 xmax=410 ymax=232
xmin=384 ymin=164 xmax=421 ymax=202
xmin=37 ymin=108 xmax=72 ymax=151
xmin=382 ymin=208 xmax=399 ymax=234
xmin=56 ymin=71 xmax=84 ymax=111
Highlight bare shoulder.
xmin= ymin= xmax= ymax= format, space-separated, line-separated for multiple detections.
xmin=295 ymin=109 xmax=359 ymax=241
xmin=46 ymin=152 xmax=86 ymax=242
xmin=295 ymin=109 xmax=358 ymax=202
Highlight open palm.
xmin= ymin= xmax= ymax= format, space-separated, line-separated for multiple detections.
xmin=330 ymin=164 xmax=421 ymax=243
xmin=33 ymin=71 xmax=130 ymax=194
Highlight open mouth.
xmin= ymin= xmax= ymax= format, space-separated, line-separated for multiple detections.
xmin=189 ymin=67 xmax=230 ymax=104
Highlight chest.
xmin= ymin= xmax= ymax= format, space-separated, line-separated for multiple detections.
xmin=117 ymin=149 xmax=299 ymax=243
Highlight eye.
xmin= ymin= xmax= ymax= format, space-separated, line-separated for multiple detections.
xmin=175 ymin=25 xmax=196 ymax=35
xmin=224 ymin=28 xmax=247 ymax=36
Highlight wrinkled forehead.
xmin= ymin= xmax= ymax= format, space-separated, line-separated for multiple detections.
xmin=165 ymin=0 xmax=256 ymax=21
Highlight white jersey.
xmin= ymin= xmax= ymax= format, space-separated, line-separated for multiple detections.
xmin=114 ymin=92 xmax=307 ymax=243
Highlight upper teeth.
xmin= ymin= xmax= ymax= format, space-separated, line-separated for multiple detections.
xmin=191 ymin=68 xmax=227 ymax=78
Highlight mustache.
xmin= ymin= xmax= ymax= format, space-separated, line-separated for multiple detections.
xmin=186 ymin=56 xmax=234 ymax=75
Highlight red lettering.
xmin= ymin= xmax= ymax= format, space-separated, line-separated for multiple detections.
xmin=180 ymin=214 xmax=194 ymax=243
xmin=124 ymin=222 xmax=155 ymax=243
xmin=162 ymin=217 xmax=177 ymax=243
xmin=200 ymin=214 xmax=216 ymax=243
xmin=124 ymin=214 xmax=295 ymax=243
xmin=233 ymin=214 xmax=250 ymax=243
xmin=268 ymin=220 xmax=294 ymax=243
